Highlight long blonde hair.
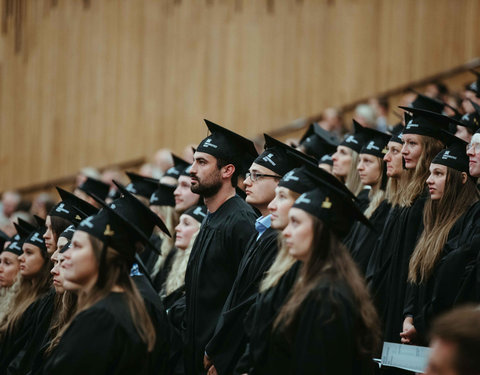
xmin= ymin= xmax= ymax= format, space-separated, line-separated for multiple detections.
xmin=385 ymin=171 xmax=407 ymax=207
xmin=0 ymin=274 xmax=21 ymax=322
xmin=400 ymin=136 xmax=444 ymax=207
xmin=0 ymin=254 xmax=51 ymax=339
xmin=151 ymin=206 xmax=179 ymax=278
xmin=363 ymin=158 xmax=386 ymax=218
xmin=164 ymin=231 xmax=198 ymax=295
xmin=259 ymin=190 xmax=300 ymax=293
xmin=408 ymin=169 xmax=479 ymax=283
xmin=52 ymin=235 xmax=156 ymax=351
xmin=345 ymin=150 xmax=364 ymax=196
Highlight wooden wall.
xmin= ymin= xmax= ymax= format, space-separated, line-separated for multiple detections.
xmin=1 ymin=0 xmax=480 ymax=192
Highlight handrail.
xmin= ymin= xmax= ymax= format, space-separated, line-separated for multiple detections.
xmin=267 ymin=57 xmax=480 ymax=138
xmin=16 ymin=157 xmax=146 ymax=195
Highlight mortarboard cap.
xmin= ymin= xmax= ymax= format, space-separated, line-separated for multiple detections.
xmin=59 ymin=224 xmax=76 ymax=242
xmin=408 ymin=91 xmax=445 ymax=113
xmin=196 ymin=119 xmax=258 ymax=167
xmin=165 ymin=154 xmax=191 ymax=179
xmin=465 ymin=70 xmax=480 ymax=97
xmin=339 ymin=120 xmax=370 ymax=153
xmin=431 ymin=132 xmax=469 ymax=173
xmin=299 ymin=123 xmax=339 ymax=160
xmin=14 ymin=219 xmax=36 ymax=239
xmin=461 ymin=99 xmax=480 ymax=134
xmin=4 ymin=238 xmax=24 ymax=256
xmin=278 ymin=166 xmax=318 ymax=195
xmin=319 ymin=153 xmax=334 ymax=166
xmin=77 ymin=177 xmax=110 ymax=201
xmin=125 ymin=172 xmax=160 ymax=199
xmin=24 ymin=226 xmax=48 ymax=254
xmin=149 ymin=184 xmax=176 ymax=207
xmin=50 ymin=187 xmax=99 ymax=225
xmin=359 ymin=128 xmax=391 ymax=158
xmin=183 ymin=205 xmax=208 ymax=224
xmin=253 ymin=134 xmax=307 ymax=177
xmin=0 ymin=229 xmax=10 ymax=250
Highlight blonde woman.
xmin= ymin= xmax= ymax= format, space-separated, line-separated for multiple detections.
xmin=0 ymin=236 xmax=22 ymax=322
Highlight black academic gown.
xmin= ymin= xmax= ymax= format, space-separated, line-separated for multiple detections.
xmin=0 ymin=288 xmax=52 ymax=372
xmin=154 ymin=247 xmax=178 ymax=294
xmin=184 ymin=195 xmax=257 ymax=375
xmin=235 ymin=261 xmax=301 ymax=375
xmin=257 ymin=279 xmax=374 ymax=375
xmin=357 ymin=188 xmax=371 ymax=212
xmin=4 ymin=288 xmax=56 ymax=375
xmin=40 ymin=292 xmax=149 ymax=375
xmin=205 ymin=227 xmax=279 ymax=374
xmin=346 ymin=200 xmax=391 ymax=275
xmin=407 ymin=201 xmax=480 ymax=337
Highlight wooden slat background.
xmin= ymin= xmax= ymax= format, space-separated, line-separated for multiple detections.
xmin=1 ymin=0 xmax=480 ymax=192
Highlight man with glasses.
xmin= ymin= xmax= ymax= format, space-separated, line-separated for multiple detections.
xmin=204 ymin=134 xmax=307 ymax=375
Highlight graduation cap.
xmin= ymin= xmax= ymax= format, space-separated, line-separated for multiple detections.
xmin=253 ymin=134 xmax=309 ymax=177
xmin=125 ymin=172 xmax=160 ymax=199
xmin=431 ymin=132 xmax=469 ymax=173
xmin=59 ymin=224 xmax=76 ymax=242
xmin=298 ymin=123 xmax=339 ymax=160
xmin=278 ymin=166 xmax=319 ymax=195
xmin=179 ymin=165 xmax=193 ymax=177
xmin=183 ymin=205 xmax=208 ymax=224
xmin=465 ymin=70 xmax=480 ymax=97
xmin=319 ymin=154 xmax=333 ymax=166
xmin=398 ymin=106 xmax=463 ymax=141
xmin=149 ymin=184 xmax=176 ymax=207
xmin=459 ymin=99 xmax=480 ymax=133
xmin=77 ymin=177 xmax=110 ymax=201
xmin=359 ymin=128 xmax=391 ymax=158
xmin=165 ymin=154 xmax=191 ymax=179
xmin=59 ymin=241 xmax=71 ymax=254
xmin=14 ymin=219 xmax=37 ymax=239
xmin=113 ymin=181 xmax=171 ymax=238
xmin=77 ymin=207 xmax=150 ymax=263
xmin=339 ymin=120 xmax=371 ymax=153
xmin=408 ymin=91 xmax=445 ymax=113
xmin=3 ymin=238 xmax=24 ymax=256
xmin=0 ymin=229 xmax=11 ymax=251
xmin=33 ymin=215 xmax=46 ymax=228
xmin=196 ymin=119 xmax=258 ymax=167
xmin=24 ymin=226 xmax=48 ymax=254
xmin=389 ymin=126 xmax=404 ymax=145
xmin=50 ymin=187 xmax=99 ymax=225
xmin=292 ymin=184 xmax=372 ymax=238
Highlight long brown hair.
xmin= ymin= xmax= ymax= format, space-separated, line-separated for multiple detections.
xmin=274 ymin=217 xmax=380 ymax=357
xmin=408 ymin=169 xmax=479 ymax=283
xmin=54 ymin=235 xmax=156 ymax=351
xmin=0 ymin=251 xmax=51 ymax=339
xmin=401 ymin=136 xmax=444 ymax=207
xmin=259 ymin=189 xmax=300 ymax=293
xmin=46 ymin=291 xmax=77 ymax=354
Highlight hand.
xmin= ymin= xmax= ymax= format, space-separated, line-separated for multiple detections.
xmin=400 ymin=316 xmax=417 ymax=344
xmin=203 ymin=354 xmax=212 ymax=371
xmin=207 ymin=365 xmax=218 ymax=375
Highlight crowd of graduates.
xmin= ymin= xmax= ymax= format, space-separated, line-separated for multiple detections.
xmin=1 ymin=72 xmax=480 ymax=374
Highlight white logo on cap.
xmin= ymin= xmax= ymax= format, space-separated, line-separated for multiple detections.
xmin=203 ymin=138 xmax=218 ymax=149
xmin=30 ymin=232 xmax=44 ymax=244
xmin=462 ymin=113 xmax=470 ymax=122
xmin=81 ymin=216 xmax=95 ymax=229
xmin=366 ymin=141 xmax=380 ymax=151
xmin=262 ymin=153 xmax=277 ymax=166
xmin=283 ymin=171 xmax=299 ymax=182
xmin=472 ymin=82 xmax=478 ymax=91
xmin=9 ymin=242 xmax=21 ymax=251
xmin=110 ymin=203 xmax=117 ymax=209
xmin=193 ymin=207 xmax=207 ymax=218
xmin=296 ymin=193 xmax=311 ymax=205
xmin=55 ymin=203 xmax=70 ymax=214
xmin=151 ymin=192 xmax=159 ymax=203
xmin=167 ymin=167 xmax=180 ymax=176
xmin=126 ymin=184 xmax=137 ymax=194
xmin=442 ymin=150 xmax=457 ymax=160
xmin=345 ymin=135 xmax=358 ymax=144
xmin=406 ymin=121 xmax=419 ymax=129
xmin=65 ymin=225 xmax=75 ymax=233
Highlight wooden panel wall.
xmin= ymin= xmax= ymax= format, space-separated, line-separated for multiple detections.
xmin=1 ymin=0 xmax=480 ymax=191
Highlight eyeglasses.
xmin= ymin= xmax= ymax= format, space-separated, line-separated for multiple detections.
xmin=466 ymin=142 xmax=480 ymax=154
xmin=245 ymin=171 xmax=282 ymax=182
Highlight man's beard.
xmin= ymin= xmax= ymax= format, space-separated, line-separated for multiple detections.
xmin=191 ymin=175 xmax=223 ymax=198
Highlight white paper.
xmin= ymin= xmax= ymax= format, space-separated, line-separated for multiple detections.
xmin=380 ymin=341 xmax=431 ymax=373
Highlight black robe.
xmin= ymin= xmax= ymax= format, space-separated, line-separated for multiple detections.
xmin=205 ymin=227 xmax=279 ymax=374
xmin=258 ymin=279 xmax=374 ymax=375
xmin=366 ymin=190 xmax=428 ymax=344
xmin=4 ymin=288 xmax=56 ymax=375
xmin=235 ymin=261 xmax=301 ymax=374
xmin=155 ymin=247 xmax=178 ymax=294
xmin=0 ymin=288 xmax=52 ymax=371
xmin=40 ymin=292 xmax=150 ymax=375
xmin=345 ymin=200 xmax=390 ymax=275
xmin=184 ymin=195 xmax=257 ymax=374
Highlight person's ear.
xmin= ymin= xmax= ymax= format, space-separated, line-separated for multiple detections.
xmin=221 ymin=164 xmax=235 ymax=180
xmin=461 ymin=172 xmax=468 ymax=184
